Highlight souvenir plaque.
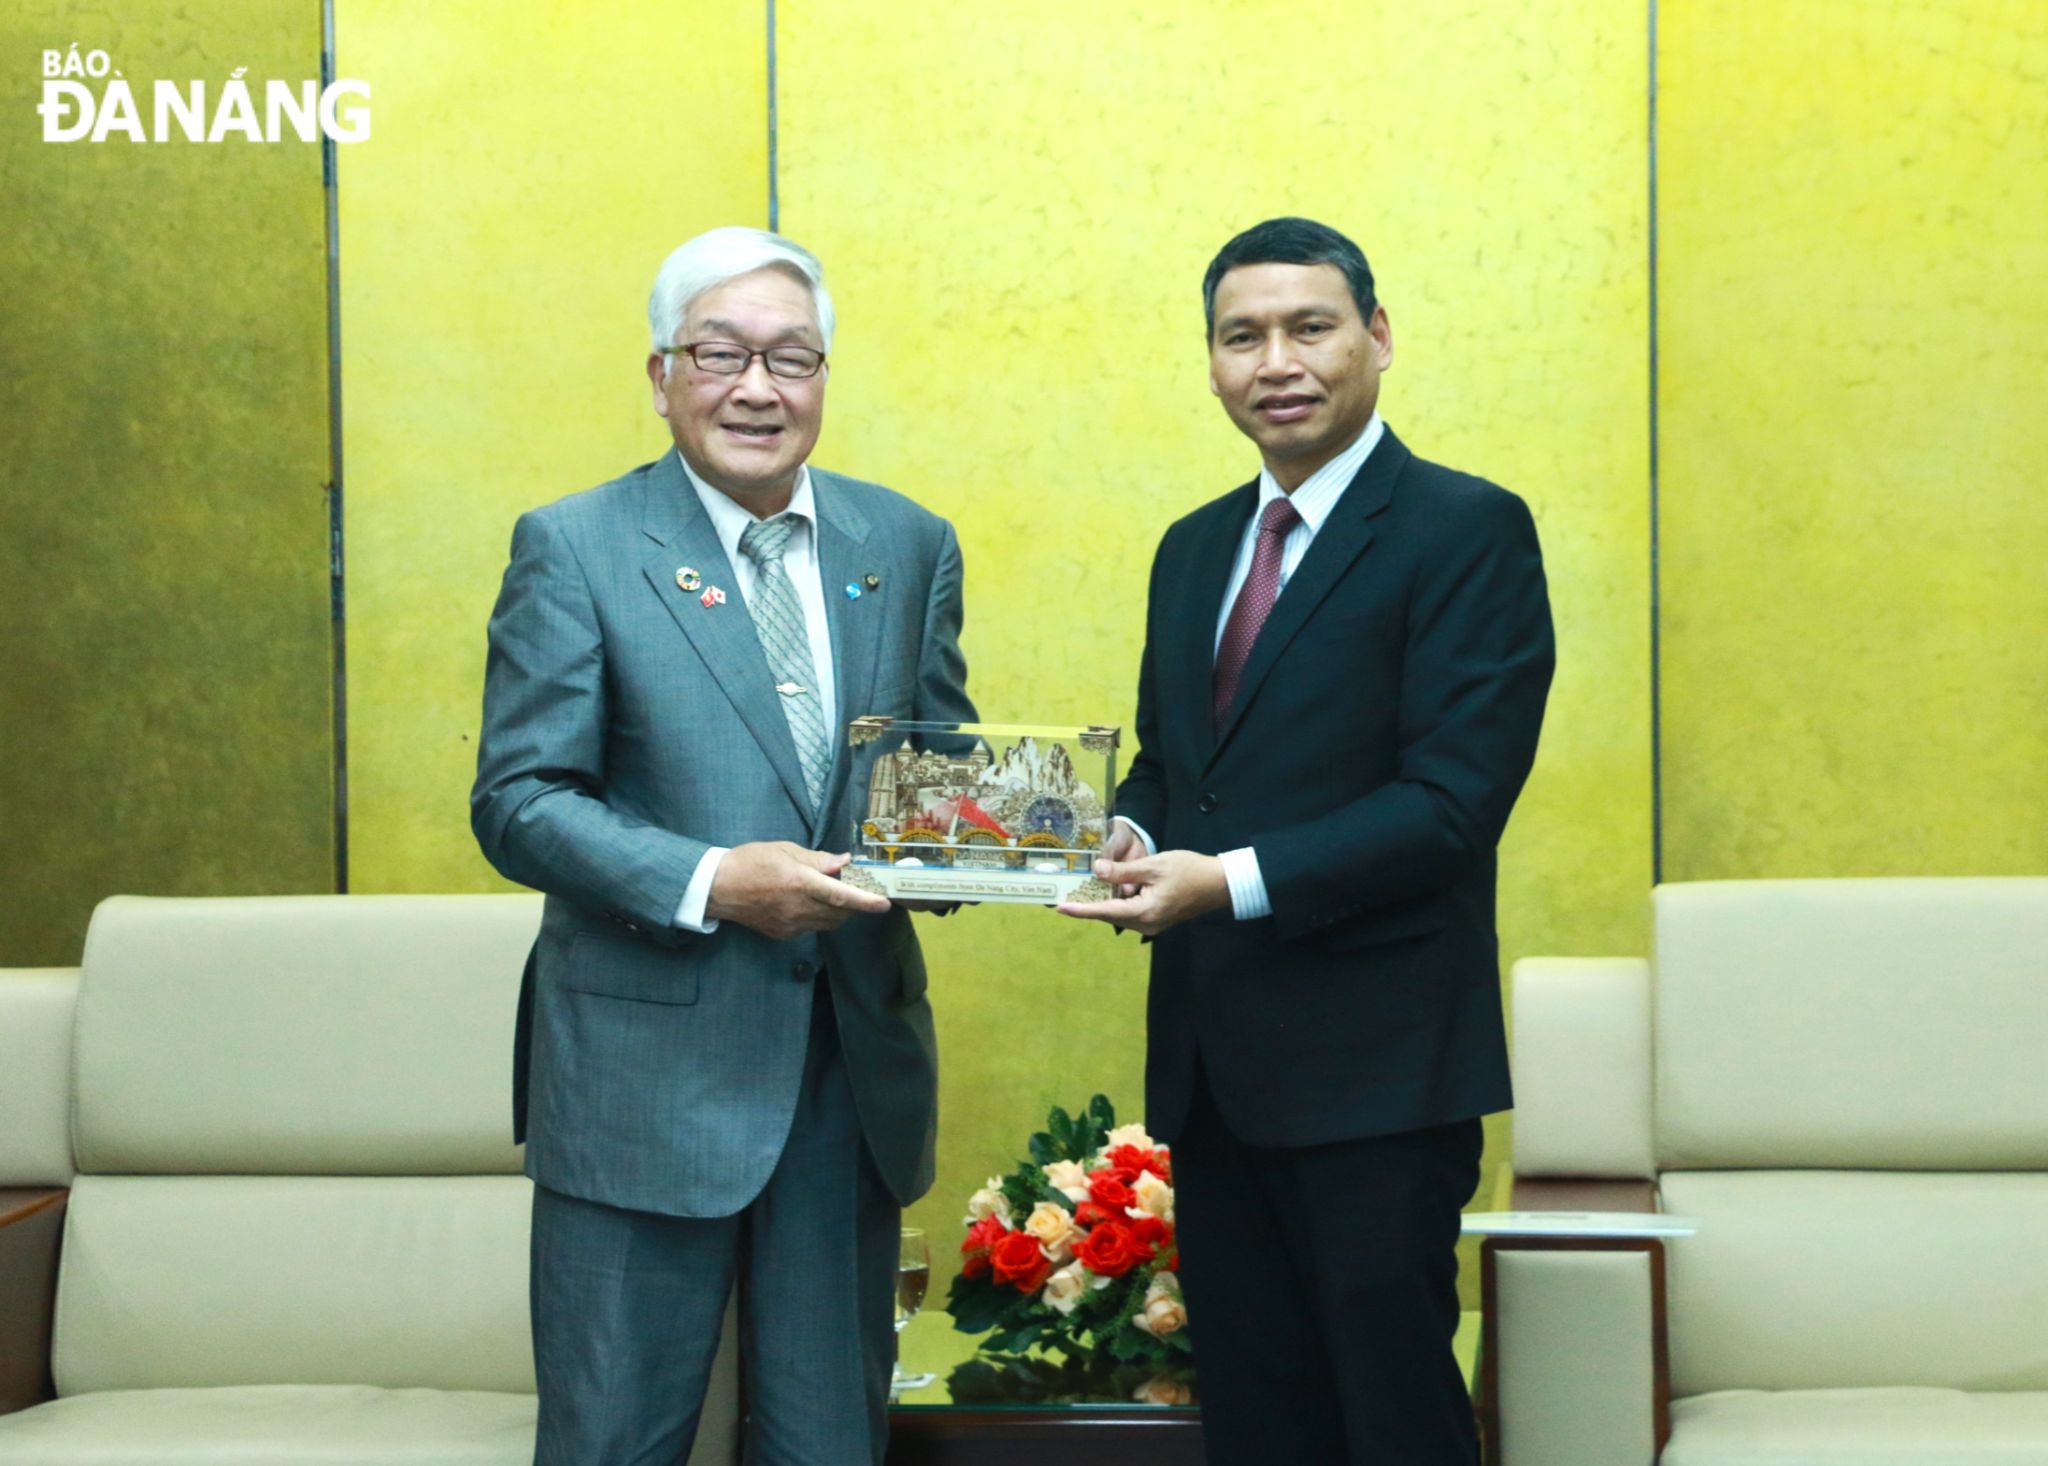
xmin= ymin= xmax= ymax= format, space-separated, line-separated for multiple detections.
xmin=843 ymin=717 xmax=1121 ymax=905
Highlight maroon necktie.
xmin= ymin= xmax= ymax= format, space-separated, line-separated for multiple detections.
xmin=1212 ymin=496 xmax=1302 ymax=727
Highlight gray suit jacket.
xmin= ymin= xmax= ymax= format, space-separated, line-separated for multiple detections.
xmin=472 ymin=452 xmax=975 ymax=1216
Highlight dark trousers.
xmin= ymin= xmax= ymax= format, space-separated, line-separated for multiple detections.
xmin=530 ymin=978 xmax=899 ymax=1466
xmin=1174 ymin=1071 xmax=1483 ymax=1465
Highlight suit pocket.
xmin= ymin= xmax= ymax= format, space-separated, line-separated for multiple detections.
xmin=563 ymin=930 xmax=701 ymax=1005
xmin=1307 ymin=898 xmax=1445 ymax=954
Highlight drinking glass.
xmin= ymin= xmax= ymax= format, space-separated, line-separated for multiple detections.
xmin=891 ymin=1227 xmax=937 ymax=1394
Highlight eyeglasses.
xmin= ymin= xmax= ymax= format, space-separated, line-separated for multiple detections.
xmin=661 ymin=341 xmax=827 ymax=379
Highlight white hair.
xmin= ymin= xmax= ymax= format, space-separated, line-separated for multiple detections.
xmin=646 ymin=226 xmax=835 ymax=362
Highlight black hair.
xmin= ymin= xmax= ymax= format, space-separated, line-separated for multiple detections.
xmin=1202 ymin=217 xmax=1377 ymax=339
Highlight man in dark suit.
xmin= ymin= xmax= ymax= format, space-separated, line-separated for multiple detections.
xmin=1060 ymin=217 xmax=1553 ymax=1463
xmin=473 ymin=227 xmax=974 ymax=1465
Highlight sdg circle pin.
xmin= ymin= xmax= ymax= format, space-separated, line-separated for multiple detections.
xmin=676 ymin=567 xmax=702 ymax=592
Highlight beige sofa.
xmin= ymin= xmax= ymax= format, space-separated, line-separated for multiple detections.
xmin=0 ymin=895 xmax=736 ymax=1465
xmin=1482 ymin=878 xmax=2048 ymax=1466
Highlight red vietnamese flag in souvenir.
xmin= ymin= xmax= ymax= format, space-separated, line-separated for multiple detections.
xmin=921 ymin=791 xmax=1010 ymax=841
xmin=952 ymin=794 xmax=1010 ymax=840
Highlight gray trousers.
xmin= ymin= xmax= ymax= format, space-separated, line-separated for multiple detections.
xmin=530 ymin=979 xmax=899 ymax=1466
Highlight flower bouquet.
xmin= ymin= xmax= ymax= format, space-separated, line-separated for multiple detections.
xmin=944 ymin=1095 xmax=1194 ymax=1404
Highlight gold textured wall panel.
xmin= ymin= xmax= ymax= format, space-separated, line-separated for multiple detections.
xmin=780 ymin=0 xmax=1652 ymax=1326
xmin=1660 ymin=2 xmax=2048 ymax=880
xmin=337 ymin=3 xmax=768 ymax=893
xmin=0 ymin=3 xmax=334 ymax=964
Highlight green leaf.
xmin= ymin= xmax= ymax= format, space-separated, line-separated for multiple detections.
xmin=1106 ymin=1320 xmax=1169 ymax=1364
xmin=945 ymin=1274 xmax=1017 ymax=1334
xmin=999 ymin=1172 xmax=1041 ymax=1219
xmin=982 ymin=1325 xmax=1033 ymax=1354
xmin=1082 ymin=1093 xmax=1117 ymax=1154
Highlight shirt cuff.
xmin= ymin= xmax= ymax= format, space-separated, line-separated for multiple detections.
xmin=1217 ymin=846 xmax=1270 ymax=921
xmin=674 ymin=848 xmax=728 ymax=933
xmin=1113 ymin=816 xmax=1158 ymax=856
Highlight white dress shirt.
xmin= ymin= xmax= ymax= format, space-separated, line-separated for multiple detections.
xmin=673 ymin=453 xmax=837 ymax=933
xmin=1120 ymin=414 xmax=1384 ymax=921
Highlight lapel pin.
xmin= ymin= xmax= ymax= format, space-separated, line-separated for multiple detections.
xmin=676 ymin=566 xmax=702 ymax=592
xmin=844 ymin=581 xmax=862 ymax=600
xmin=862 ymin=573 xmax=881 ymax=590
xmin=699 ymin=586 xmax=726 ymax=609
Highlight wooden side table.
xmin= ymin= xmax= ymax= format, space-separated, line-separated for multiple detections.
xmin=888 ymin=1403 xmax=1204 ymax=1465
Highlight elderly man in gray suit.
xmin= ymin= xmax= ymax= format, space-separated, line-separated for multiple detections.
xmin=472 ymin=225 xmax=974 ymax=1466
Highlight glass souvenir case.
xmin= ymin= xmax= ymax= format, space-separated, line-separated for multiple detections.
xmin=842 ymin=717 xmax=1120 ymax=905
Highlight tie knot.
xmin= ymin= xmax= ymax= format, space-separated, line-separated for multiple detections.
xmin=1258 ymin=497 xmax=1302 ymax=538
xmin=739 ymin=514 xmax=797 ymax=567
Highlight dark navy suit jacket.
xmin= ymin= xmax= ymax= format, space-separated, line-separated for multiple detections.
xmin=1117 ymin=427 xmax=1555 ymax=1148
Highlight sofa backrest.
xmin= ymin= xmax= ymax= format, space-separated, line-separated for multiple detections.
xmin=71 ymin=894 xmax=535 ymax=1176
xmin=1654 ymin=878 xmax=2048 ymax=1171
xmin=54 ymin=894 xmax=542 ymax=1395
xmin=1651 ymin=878 xmax=2048 ymax=1396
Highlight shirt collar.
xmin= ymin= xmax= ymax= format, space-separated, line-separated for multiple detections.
xmin=677 ymin=450 xmax=816 ymax=556
xmin=1255 ymin=412 xmax=1384 ymax=532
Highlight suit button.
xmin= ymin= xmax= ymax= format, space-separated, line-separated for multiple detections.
xmin=792 ymin=960 xmax=816 ymax=979
xmin=1197 ymin=793 xmax=1219 ymax=814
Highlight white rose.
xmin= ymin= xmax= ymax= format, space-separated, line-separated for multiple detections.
xmin=1023 ymin=1200 xmax=1078 ymax=1263
xmin=964 ymin=1177 xmax=1011 ymax=1227
xmin=1132 ymin=1171 xmax=1175 ymax=1222
xmin=1041 ymin=1260 xmax=1088 ymax=1316
xmin=1132 ymin=1375 xmax=1193 ymax=1405
xmin=1131 ymin=1272 xmax=1187 ymax=1338
xmin=1042 ymin=1159 xmax=1091 ymax=1203
xmin=1103 ymin=1122 xmax=1157 ymax=1153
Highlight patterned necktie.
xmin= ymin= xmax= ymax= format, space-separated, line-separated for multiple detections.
xmin=738 ymin=514 xmax=831 ymax=812
xmin=1212 ymin=496 xmax=1302 ymax=728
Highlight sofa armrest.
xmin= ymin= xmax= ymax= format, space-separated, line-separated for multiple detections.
xmin=1478 ymin=1179 xmax=1669 ymax=1466
xmin=1511 ymin=958 xmax=1653 ymax=1180
xmin=0 ymin=1189 xmax=66 ymax=1415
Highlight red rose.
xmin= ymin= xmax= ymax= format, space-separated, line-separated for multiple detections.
xmin=1087 ymin=1167 xmax=1140 ymax=1214
xmin=1127 ymin=1214 xmax=1169 ymax=1261
xmin=989 ymin=1230 xmax=1053 ymax=1293
xmin=1074 ymin=1201 xmax=1113 ymax=1229
xmin=1105 ymin=1143 xmax=1171 ymax=1182
xmin=1073 ymin=1219 xmax=1144 ymax=1278
xmin=960 ymin=1215 xmax=1007 ymax=1281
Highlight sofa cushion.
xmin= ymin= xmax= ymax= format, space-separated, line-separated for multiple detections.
xmin=74 ymin=895 xmax=538 ymax=1175
xmin=1654 ymin=878 xmax=2048 ymax=1170
xmin=1665 ymin=1387 xmax=2048 ymax=1465
xmin=1661 ymin=1171 xmax=2048 ymax=1397
xmin=0 ymin=1385 xmax=535 ymax=1463
xmin=54 ymin=1176 xmax=532 ymax=1396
